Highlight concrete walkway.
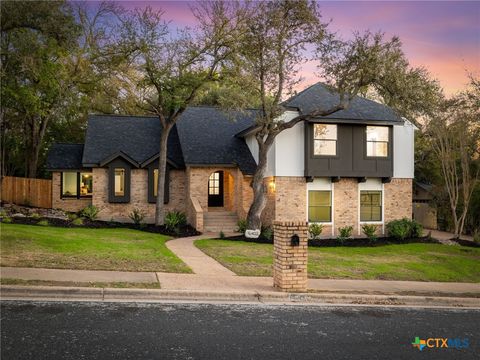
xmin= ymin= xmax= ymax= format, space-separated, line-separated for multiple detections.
xmin=424 ymin=229 xmax=474 ymax=244
xmin=165 ymin=233 xmax=236 ymax=276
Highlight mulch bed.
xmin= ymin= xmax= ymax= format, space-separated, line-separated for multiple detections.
xmin=224 ymin=234 xmax=443 ymax=247
xmin=5 ymin=216 xmax=200 ymax=238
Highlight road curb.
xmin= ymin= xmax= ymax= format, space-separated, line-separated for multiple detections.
xmin=2 ymin=285 xmax=480 ymax=308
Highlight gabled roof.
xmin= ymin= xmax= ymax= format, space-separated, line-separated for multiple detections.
xmin=175 ymin=107 xmax=257 ymax=174
xmin=46 ymin=143 xmax=85 ymax=170
xmin=81 ymin=115 xmax=184 ymax=168
xmin=283 ymin=83 xmax=404 ymax=124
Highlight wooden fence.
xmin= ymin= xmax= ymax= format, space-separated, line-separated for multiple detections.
xmin=1 ymin=176 xmax=52 ymax=208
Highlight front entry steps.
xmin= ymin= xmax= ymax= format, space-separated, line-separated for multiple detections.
xmin=203 ymin=210 xmax=239 ymax=233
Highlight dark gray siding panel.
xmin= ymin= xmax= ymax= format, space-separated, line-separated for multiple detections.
xmin=305 ymin=123 xmax=393 ymax=178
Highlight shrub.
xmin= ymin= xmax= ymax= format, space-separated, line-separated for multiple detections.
xmin=30 ymin=213 xmax=41 ymax=219
xmin=236 ymin=219 xmax=247 ymax=233
xmin=337 ymin=226 xmax=353 ymax=243
xmin=0 ymin=210 xmax=7 ymax=217
xmin=129 ymin=208 xmax=146 ymax=226
xmin=2 ymin=216 xmax=12 ymax=223
xmin=473 ymin=229 xmax=480 ymax=245
xmin=37 ymin=220 xmax=49 ymax=226
xmin=72 ymin=218 xmax=84 ymax=226
xmin=165 ymin=211 xmax=187 ymax=232
xmin=67 ymin=212 xmax=78 ymax=221
xmin=80 ymin=205 xmax=99 ymax=221
xmin=260 ymin=226 xmax=273 ymax=241
xmin=386 ymin=218 xmax=423 ymax=240
xmin=361 ymin=224 xmax=378 ymax=242
xmin=219 ymin=231 xmax=225 ymax=239
xmin=309 ymin=223 xmax=323 ymax=239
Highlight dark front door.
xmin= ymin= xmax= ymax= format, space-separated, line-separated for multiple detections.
xmin=208 ymin=171 xmax=224 ymax=207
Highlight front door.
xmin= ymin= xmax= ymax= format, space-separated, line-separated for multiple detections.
xmin=208 ymin=171 xmax=224 ymax=207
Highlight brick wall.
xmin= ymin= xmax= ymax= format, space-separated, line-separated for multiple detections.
xmin=274 ymin=177 xmax=307 ymax=222
xmin=93 ymin=168 xmax=186 ymax=223
xmin=384 ymin=178 xmax=413 ymax=222
xmin=51 ymin=172 xmax=92 ymax=212
xmin=334 ymin=178 xmax=359 ymax=236
xmin=273 ymin=221 xmax=308 ymax=292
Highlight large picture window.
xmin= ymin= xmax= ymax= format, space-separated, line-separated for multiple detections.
xmin=366 ymin=126 xmax=389 ymax=157
xmin=61 ymin=172 xmax=92 ymax=198
xmin=313 ymin=124 xmax=337 ymax=156
xmin=308 ymin=190 xmax=332 ymax=222
xmin=360 ymin=190 xmax=382 ymax=222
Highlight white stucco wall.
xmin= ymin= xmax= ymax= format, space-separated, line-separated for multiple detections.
xmin=393 ymin=119 xmax=416 ymax=179
xmin=274 ymin=121 xmax=304 ymax=176
xmin=245 ymin=134 xmax=275 ymax=177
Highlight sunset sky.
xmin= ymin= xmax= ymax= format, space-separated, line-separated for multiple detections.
xmin=116 ymin=1 xmax=479 ymax=96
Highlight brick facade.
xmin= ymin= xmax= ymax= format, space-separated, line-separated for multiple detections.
xmin=333 ymin=178 xmax=360 ymax=236
xmin=92 ymin=168 xmax=186 ymax=223
xmin=273 ymin=221 xmax=308 ymax=292
xmin=384 ymin=178 xmax=413 ymax=222
xmin=274 ymin=177 xmax=307 ymax=222
xmin=51 ymin=172 xmax=92 ymax=212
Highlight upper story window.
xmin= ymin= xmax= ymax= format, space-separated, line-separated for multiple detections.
xmin=366 ymin=126 xmax=389 ymax=157
xmin=62 ymin=172 xmax=92 ymax=198
xmin=313 ymin=124 xmax=337 ymax=156
xmin=114 ymin=168 xmax=125 ymax=196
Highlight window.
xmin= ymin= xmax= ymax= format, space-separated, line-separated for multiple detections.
xmin=360 ymin=191 xmax=382 ymax=221
xmin=153 ymin=169 xmax=158 ymax=197
xmin=209 ymin=172 xmax=220 ymax=195
xmin=313 ymin=124 xmax=337 ymax=156
xmin=80 ymin=173 xmax=93 ymax=196
xmin=366 ymin=126 xmax=389 ymax=157
xmin=62 ymin=172 xmax=92 ymax=198
xmin=114 ymin=168 xmax=125 ymax=196
xmin=308 ymin=190 xmax=332 ymax=222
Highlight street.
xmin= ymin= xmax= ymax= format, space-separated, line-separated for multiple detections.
xmin=1 ymin=301 xmax=478 ymax=359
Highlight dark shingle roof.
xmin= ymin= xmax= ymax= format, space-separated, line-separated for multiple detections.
xmin=283 ymin=83 xmax=404 ymax=123
xmin=82 ymin=115 xmax=184 ymax=168
xmin=46 ymin=144 xmax=85 ymax=170
xmin=175 ymin=107 xmax=257 ymax=174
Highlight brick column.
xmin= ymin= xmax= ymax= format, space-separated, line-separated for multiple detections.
xmin=273 ymin=221 xmax=308 ymax=292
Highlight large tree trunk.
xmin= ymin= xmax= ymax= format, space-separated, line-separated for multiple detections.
xmin=155 ymin=122 xmax=173 ymax=226
xmin=246 ymin=135 xmax=275 ymax=232
xmin=25 ymin=116 xmax=48 ymax=178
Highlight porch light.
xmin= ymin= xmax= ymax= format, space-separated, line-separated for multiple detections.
xmin=269 ymin=178 xmax=276 ymax=192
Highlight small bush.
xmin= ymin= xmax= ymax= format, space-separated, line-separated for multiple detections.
xmin=386 ymin=218 xmax=422 ymax=240
xmin=37 ymin=220 xmax=49 ymax=226
xmin=260 ymin=226 xmax=273 ymax=241
xmin=72 ymin=218 xmax=84 ymax=226
xmin=0 ymin=210 xmax=7 ymax=217
xmin=219 ymin=231 xmax=225 ymax=239
xmin=30 ymin=213 xmax=41 ymax=219
xmin=2 ymin=216 xmax=12 ymax=223
xmin=236 ymin=219 xmax=247 ymax=233
xmin=80 ymin=205 xmax=99 ymax=221
xmin=361 ymin=224 xmax=378 ymax=242
xmin=129 ymin=208 xmax=146 ymax=226
xmin=165 ymin=211 xmax=187 ymax=232
xmin=337 ymin=226 xmax=353 ymax=243
xmin=473 ymin=229 xmax=480 ymax=245
xmin=67 ymin=213 xmax=78 ymax=221
xmin=309 ymin=223 xmax=323 ymax=239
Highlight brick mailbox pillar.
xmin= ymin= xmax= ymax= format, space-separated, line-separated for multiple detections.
xmin=273 ymin=221 xmax=308 ymax=292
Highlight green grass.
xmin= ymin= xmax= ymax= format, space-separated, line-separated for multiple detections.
xmin=1 ymin=278 xmax=161 ymax=289
xmin=0 ymin=223 xmax=191 ymax=273
xmin=195 ymin=239 xmax=480 ymax=282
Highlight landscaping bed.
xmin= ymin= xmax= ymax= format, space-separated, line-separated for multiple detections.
xmin=0 ymin=223 xmax=192 ymax=273
xmin=195 ymin=239 xmax=480 ymax=282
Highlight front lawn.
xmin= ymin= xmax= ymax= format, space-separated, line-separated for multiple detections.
xmin=195 ymin=239 xmax=480 ymax=282
xmin=1 ymin=223 xmax=191 ymax=273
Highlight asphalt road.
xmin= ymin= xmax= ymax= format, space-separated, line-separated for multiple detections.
xmin=1 ymin=301 xmax=478 ymax=360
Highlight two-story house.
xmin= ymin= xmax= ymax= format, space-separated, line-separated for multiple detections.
xmin=47 ymin=83 xmax=415 ymax=235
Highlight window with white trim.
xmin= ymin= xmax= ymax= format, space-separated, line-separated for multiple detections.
xmin=313 ymin=124 xmax=337 ymax=156
xmin=366 ymin=126 xmax=389 ymax=157
xmin=308 ymin=190 xmax=332 ymax=222
xmin=360 ymin=190 xmax=382 ymax=221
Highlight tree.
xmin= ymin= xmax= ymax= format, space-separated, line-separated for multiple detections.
xmin=426 ymin=77 xmax=480 ymax=238
xmin=226 ymin=0 xmax=432 ymax=233
xmin=112 ymin=2 xmax=244 ymax=225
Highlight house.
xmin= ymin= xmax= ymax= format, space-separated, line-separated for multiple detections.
xmin=46 ymin=83 xmax=415 ymax=235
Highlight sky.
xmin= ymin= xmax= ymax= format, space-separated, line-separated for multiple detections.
xmin=114 ymin=1 xmax=479 ymax=96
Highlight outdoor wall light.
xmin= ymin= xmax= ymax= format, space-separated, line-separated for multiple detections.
xmin=291 ymin=234 xmax=300 ymax=246
xmin=269 ymin=178 xmax=276 ymax=192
